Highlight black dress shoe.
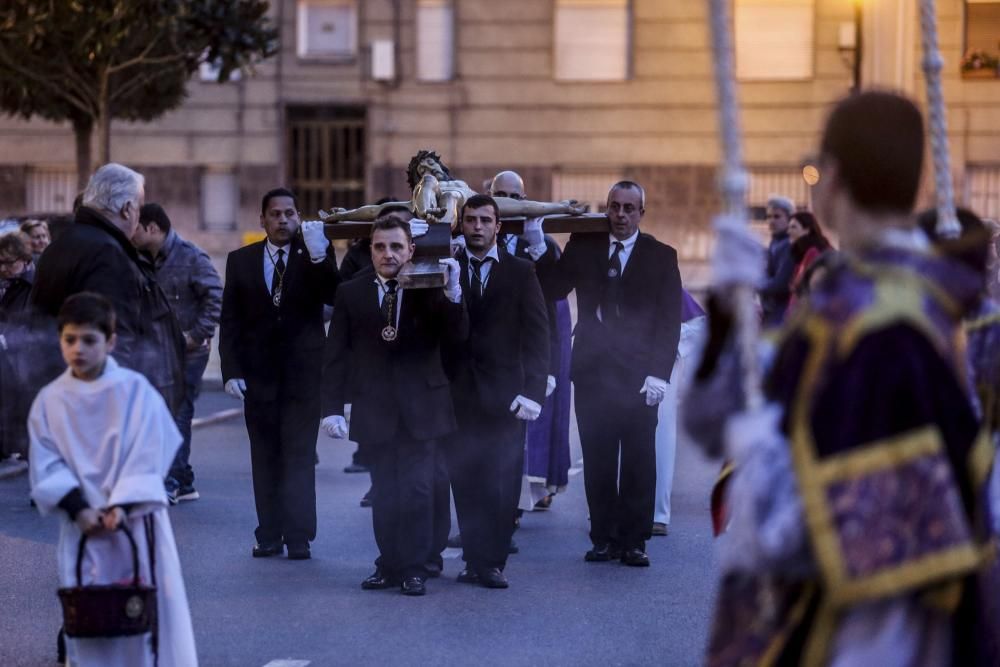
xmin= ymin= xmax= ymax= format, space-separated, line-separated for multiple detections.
xmin=508 ymin=538 xmax=519 ymax=555
xmin=621 ymin=548 xmax=650 ymax=567
xmin=286 ymin=543 xmax=311 ymax=560
xmin=584 ymin=544 xmax=621 ymax=562
xmin=478 ymin=567 xmax=509 ymax=589
xmin=361 ymin=569 xmax=399 ymax=590
xmin=456 ymin=568 xmax=479 ymax=584
xmin=252 ymin=541 xmax=284 ymax=558
xmin=401 ymin=577 xmax=426 ymax=596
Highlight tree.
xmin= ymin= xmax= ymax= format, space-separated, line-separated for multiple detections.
xmin=0 ymin=1 xmax=277 ymax=189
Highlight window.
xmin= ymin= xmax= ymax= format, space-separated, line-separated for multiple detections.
xmin=966 ymin=165 xmax=1000 ymax=221
xmin=962 ymin=1 xmax=1000 ymax=79
xmin=417 ymin=0 xmax=454 ymax=81
xmin=297 ymin=0 xmax=358 ymax=60
xmin=551 ymin=170 xmax=624 ymax=213
xmin=201 ymin=169 xmax=238 ymax=232
xmin=26 ymin=168 xmax=76 ymax=212
xmin=554 ymin=0 xmax=630 ymax=81
xmin=735 ymin=0 xmax=815 ymax=81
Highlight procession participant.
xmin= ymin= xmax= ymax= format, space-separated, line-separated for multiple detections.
xmin=29 ymin=293 xmax=197 ymax=667
xmin=322 ymin=218 xmax=466 ymax=596
xmin=692 ymin=91 xmax=1000 ymax=666
xmin=759 ymin=195 xmax=796 ymax=325
xmin=488 ymin=171 xmax=571 ymax=514
xmin=652 ymin=289 xmax=706 ymax=537
xmin=20 ymin=218 xmax=51 ymax=262
xmin=443 ymin=194 xmax=549 ymax=589
xmin=0 ymin=232 xmax=35 ymax=464
xmin=527 ymin=181 xmax=683 ymax=566
xmin=30 ymin=163 xmax=185 ymax=414
xmin=219 ymin=187 xmax=339 ymax=560
xmin=133 ymin=203 xmax=223 ymax=504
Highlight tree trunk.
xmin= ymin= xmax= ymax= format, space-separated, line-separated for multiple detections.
xmin=96 ymin=72 xmax=112 ymax=166
xmin=72 ymin=118 xmax=93 ymax=192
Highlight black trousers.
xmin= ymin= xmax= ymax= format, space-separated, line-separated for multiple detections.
xmin=446 ymin=411 xmax=524 ymax=571
xmin=370 ymin=431 xmax=438 ymax=580
xmin=244 ymin=396 xmax=318 ymax=546
xmin=429 ymin=445 xmax=451 ymax=572
xmin=574 ymin=381 xmax=658 ymax=551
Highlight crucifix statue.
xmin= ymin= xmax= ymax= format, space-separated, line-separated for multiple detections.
xmin=319 ymin=150 xmax=588 ymax=227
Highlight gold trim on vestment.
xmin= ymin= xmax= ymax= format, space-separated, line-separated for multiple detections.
xmin=965 ymin=311 xmax=1000 ymax=332
xmin=759 ymin=584 xmax=818 ymax=667
xmin=813 ymin=426 xmax=941 ymax=484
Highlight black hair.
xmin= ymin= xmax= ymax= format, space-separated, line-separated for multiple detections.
xmin=789 ymin=211 xmax=831 ymax=262
xmin=58 ymin=292 xmax=116 ymax=338
xmin=462 ymin=194 xmax=501 ymax=222
xmin=371 ymin=218 xmax=413 ymax=243
xmin=406 ymin=150 xmax=451 ymax=190
xmin=260 ymin=187 xmax=298 ymax=215
xmin=139 ymin=202 xmax=171 ymax=233
xmin=0 ymin=232 xmax=31 ymax=262
xmin=376 ymin=204 xmax=414 ymax=221
xmin=917 ymin=207 xmax=991 ymax=277
xmin=820 ymin=91 xmax=924 ymax=215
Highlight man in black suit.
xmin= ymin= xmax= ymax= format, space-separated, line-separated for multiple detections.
xmin=529 ymin=181 xmax=682 ymax=566
xmin=443 ymin=194 xmax=550 ymax=589
xmin=322 ymin=218 xmax=466 ymax=596
xmin=219 ymin=187 xmax=340 ymax=561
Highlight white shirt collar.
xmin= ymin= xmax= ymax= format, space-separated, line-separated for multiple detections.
xmin=469 ymin=243 xmax=501 ymax=263
xmin=609 ymin=230 xmax=639 ymax=251
xmin=266 ymin=239 xmax=290 ymax=255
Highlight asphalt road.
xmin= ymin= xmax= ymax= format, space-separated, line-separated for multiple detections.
xmin=0 ymin=390 xmax=720 ymax=666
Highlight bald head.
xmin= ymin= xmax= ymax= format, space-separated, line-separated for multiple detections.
xmin=489 ymin=171 xmax=526 ymax=200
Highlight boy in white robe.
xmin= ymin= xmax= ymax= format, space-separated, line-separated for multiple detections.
xmin=29 ymin=292 xmax=197 ymax=667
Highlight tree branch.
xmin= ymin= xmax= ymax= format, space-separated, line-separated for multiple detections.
xmin=0 ymin=44 xmax=95 ymax=116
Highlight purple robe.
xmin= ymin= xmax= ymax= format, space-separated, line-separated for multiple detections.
xmin=525 ymin=298 xmax=572 ymax=490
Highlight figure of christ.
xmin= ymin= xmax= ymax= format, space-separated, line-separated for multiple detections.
xmin=319 ymin=150 xmax=586 ymax=227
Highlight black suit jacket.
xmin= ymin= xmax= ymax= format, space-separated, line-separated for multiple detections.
xmin=219 ymin=237 xmax=340 ymax=402
xmin=508 ymin=235 xmax=563 ymax=375
xmin=322 ymin=275 xmax=468 ymax=447
xmin=444 ymin=247 xmax=550 ymax=417
xmin=536 ymin=232 xmax=682 ymax=395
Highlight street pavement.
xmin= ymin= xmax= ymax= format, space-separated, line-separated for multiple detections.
xmin=0 ymin=389 xmax=720 ymax=666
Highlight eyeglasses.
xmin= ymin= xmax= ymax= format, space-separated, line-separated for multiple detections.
xmin=492 ymin=191 xmax=525 ymax=200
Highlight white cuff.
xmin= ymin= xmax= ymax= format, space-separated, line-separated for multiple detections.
xmin=525 ymin=242 xmax=548 ymax=261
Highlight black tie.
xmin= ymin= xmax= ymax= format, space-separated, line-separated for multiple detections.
xmin=470 ymin=257 xmax=489 ymax=300
xmin=381 ymin=279 xmax=398 ymax=324
xmin=602 ymin=241 xmax=624 ymax=322
xmin=271 ymin=248 xmax=285 ymax=296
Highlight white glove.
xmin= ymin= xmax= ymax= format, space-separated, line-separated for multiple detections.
xmin=225 ymin=378 xmax=247 ymax=401
xmin=450 ymin=234 xmax=467 ymax=256
xmin=409 ymin=218 xmax=429 ymax=238
xmin=301 ymin=220 xmax=330 ymax=262
xmin=522 ymin=217 xmax=545 ymax=248
xmin=439 ymin=257 xmax=462 ymax=303
xmin=321 ymin=415 xmax=348 ymax=439
xmin=510 ymin=395 xmax=542 ymax=421
xmin=639 ymin=375 xmax=668 ymax=406
xmin=545 ymin=375 xmax=557 ymax=397
xmin=711 ymin=213 xmax=765 ymax=288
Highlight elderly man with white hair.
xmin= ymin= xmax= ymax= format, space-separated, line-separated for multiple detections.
xmin=31 ymin=162 xmax=185 ymax=413
xmin=759 ymin=194 xmax=797 ymax=325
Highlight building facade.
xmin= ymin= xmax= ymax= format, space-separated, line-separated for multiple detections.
xmin=0 ymin=0 xmax=998 ymax=260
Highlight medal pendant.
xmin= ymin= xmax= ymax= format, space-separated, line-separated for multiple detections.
xmin=272 ymin=290 xmax=282 ymax=307
xmin=381 ymin=325 xmax=398 ymax=342
xmin=607 ymin=268 xmax=619 ymax=278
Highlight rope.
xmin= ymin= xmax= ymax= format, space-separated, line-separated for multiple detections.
xmin=919 ymin=0 xmax=961 ymax=238
xmin=707 ymin=0 xmax=763 ymax=411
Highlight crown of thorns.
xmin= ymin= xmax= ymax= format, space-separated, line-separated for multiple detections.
xmin=406 ymin=150 xmax=451 ymax=189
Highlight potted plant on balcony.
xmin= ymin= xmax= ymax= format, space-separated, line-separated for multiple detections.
xmin=961 ymin=50 xmax=1000 ymax=79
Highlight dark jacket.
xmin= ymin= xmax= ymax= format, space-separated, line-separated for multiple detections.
xmin=0 ymin=266 xmax=33 ymax=317
xmin=760 ymin=231 xmax=795 ymax=325
xmin=507 ymin=234 xmax=564 ymax=376
xmin=322 ymin=274 xmax=468 ymax=447
xmin=138 ymin=229 xmax=223 ymax=354
xmin=29 ymin=207 xmax=185 ymax=410
xmin=536 ymin=232 xmax=682 ymax=397
xmin=339 ymin=239 xmax=372 ymax=281
xmin=219 ymin=237 xmax=340 ymax=403
xmin=444 ymin=247 xmax=550 ymax=416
